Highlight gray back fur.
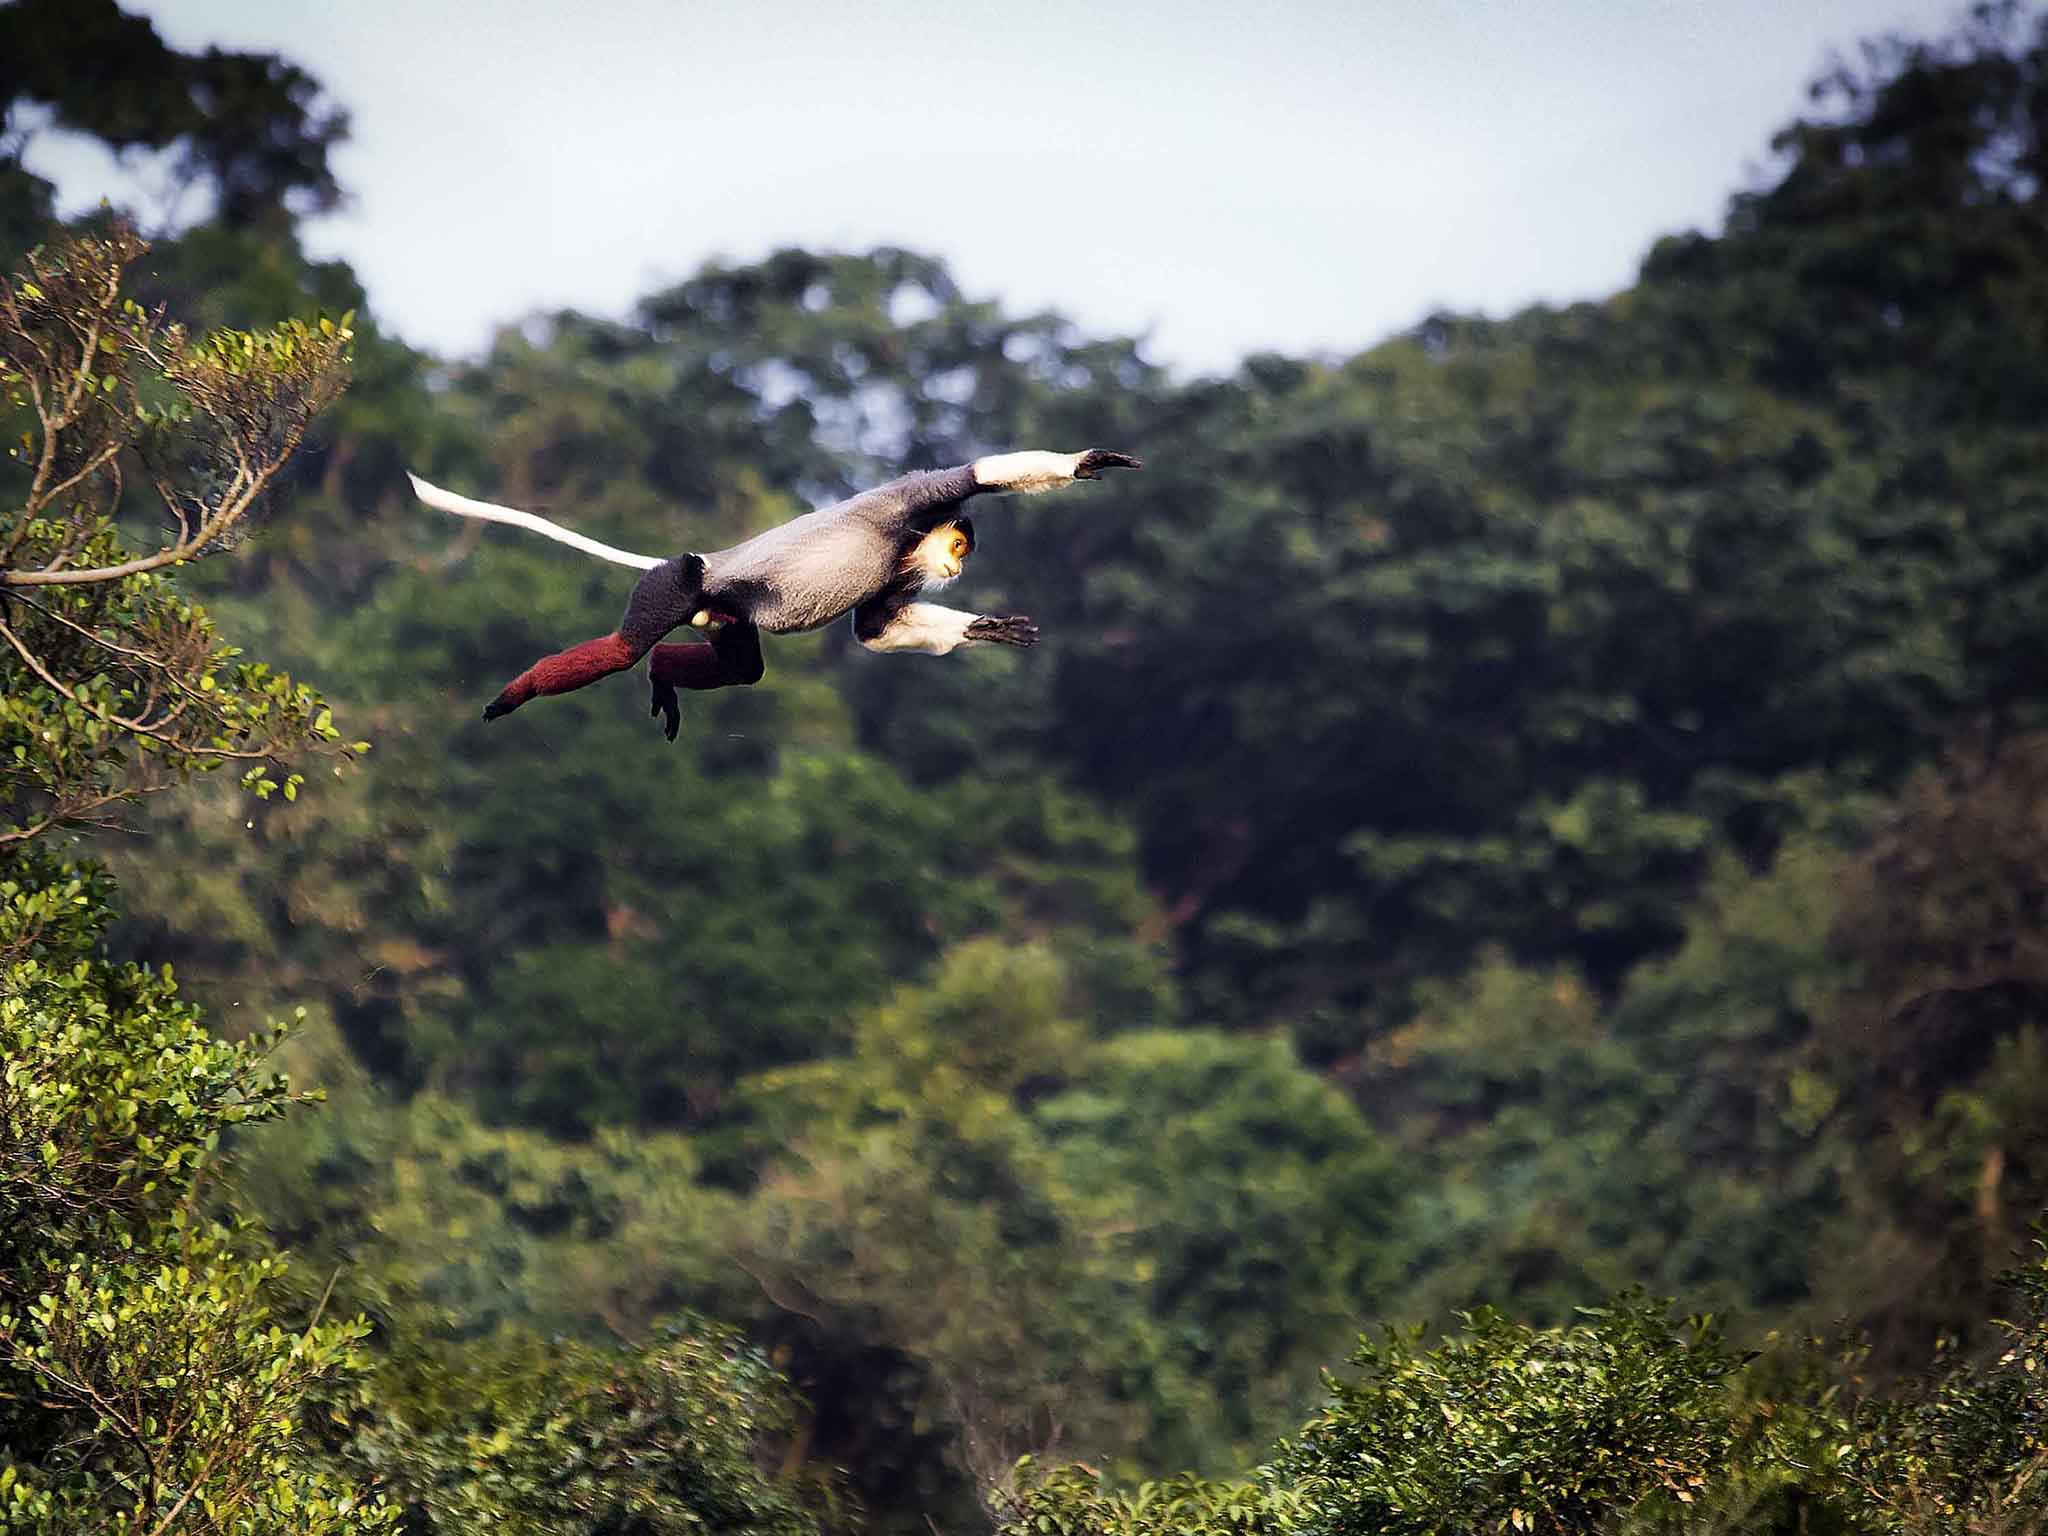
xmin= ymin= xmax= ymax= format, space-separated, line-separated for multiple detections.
xmin=698 ymin=466 xmax=978 ymax=633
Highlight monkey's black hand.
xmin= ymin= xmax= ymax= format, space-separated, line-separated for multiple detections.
xmin=1075 ymin=450 xmax=1142 ymax=479
xmin=966 ymin=614 xmax=1039 ymax=648
xmin=482 ymin=690 xmax=520 ymax=722
xmin=649 ymin=677 xmax=682 ymax=742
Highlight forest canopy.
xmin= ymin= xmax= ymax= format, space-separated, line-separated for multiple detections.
xmin=5 ymin=2 xmax=2048 ymax=1533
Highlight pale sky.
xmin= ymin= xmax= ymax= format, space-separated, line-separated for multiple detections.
xmin=26 ymin=0 xmax=1961 ymax=375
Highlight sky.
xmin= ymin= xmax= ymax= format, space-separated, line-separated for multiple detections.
xmin=27 ymin=0 xmax=1963 ymax=376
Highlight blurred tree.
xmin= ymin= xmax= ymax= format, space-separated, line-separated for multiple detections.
xmin=731 ymin=941 xmax=1123 ymax=1526
xmin=329 ymin=1321 xmax=832 ymax=1536
xmin=0 ymin=0 xmax=349 ymax=242
xmin=720 ymin=943 xmax=1404 ymax=1510
xmin=1038 ymin=1031 xmax=1402 ymax=1460
xmin=1811 ymin=731 xmax=2048 ymax=1369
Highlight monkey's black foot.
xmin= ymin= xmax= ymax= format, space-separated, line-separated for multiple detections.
xmin=967 ymin=614 xmax=1039 ymax=648
xmin=482 ymin=691 xmax=520 ymax=722
xmin=650 ymin=678 xmax=682 ymax=742
xmin=1075 ymin=449 xmax=1142 ymax=480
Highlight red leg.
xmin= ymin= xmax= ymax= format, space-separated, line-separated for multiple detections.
xmin=484 ymin=553 xmax=711 ymax=723
xmin=484 ymin=631 xmax=642 ymax=721
xmin=647 ymin=624 xmax=765 ymax=740
xmin=648 ymin=642 xmax=730 ymax=691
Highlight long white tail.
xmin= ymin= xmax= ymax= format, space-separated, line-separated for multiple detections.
xmin=407 ymin=473 xmax=664 ymax=571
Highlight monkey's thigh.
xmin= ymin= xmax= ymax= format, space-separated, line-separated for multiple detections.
xmin=619 ymin=554 xmax=707 ymax=650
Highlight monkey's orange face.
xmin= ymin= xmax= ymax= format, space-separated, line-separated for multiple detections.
xmin=905 ymin=520 xmax=974 ymax=586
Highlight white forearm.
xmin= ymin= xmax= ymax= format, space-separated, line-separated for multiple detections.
xmin=969 ymin=451 xmax=1087 ymax=495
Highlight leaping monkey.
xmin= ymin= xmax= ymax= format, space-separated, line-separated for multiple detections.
xmin=406 ymin=449 xmax=1142 ymax=740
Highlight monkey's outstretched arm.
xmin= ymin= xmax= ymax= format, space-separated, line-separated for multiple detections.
xmin=965 ymin=449 xmax=1142 ymax=497
xmin=841 ymin=450 xmax=1143 ymax=531
xmin=852 ymin=598 xmax=1038 ymax=656
xmin=407 ymin=473 xmax=664 ymax=571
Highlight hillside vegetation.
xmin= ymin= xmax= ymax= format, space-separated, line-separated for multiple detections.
xmin=5 ymin=4 xmax=2048 ymax=1532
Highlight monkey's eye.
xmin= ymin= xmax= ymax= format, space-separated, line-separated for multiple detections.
xmin=950 ymin=536 xmax=968 ymax=558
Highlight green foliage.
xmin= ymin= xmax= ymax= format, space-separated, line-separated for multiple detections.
xmin=1833 ymin=1239 xmax=2048 ymax=1533
xmin=0 ymin=1221 xmax=391 ymax=1536
xmin=0 ymin=852 xmax=306 ymax=1273
xmin=0 ymin=856 xmax=393 ymax=1535
xmin=1 ymin=225 xmax=359 ymax=844
xmin=242 ymin=947 xmax=1396 ymax=1518
xmin=1342 ymin=832 xmax=1856 ymax=1333
xmin=336 ymin=1321 xmax=829 ymax=1536
xmin=722 ymin=945 xmax=1407 ymax=1501
xmin=1000 ymin=1297 xmax=1750 ymax=1536
xmin=16 ymin=5 xmax=2048 ymax=1532
xmin=0 ymin=187 xmax=399 ymax=1535
xmin=1041 ymin=1031 xmax=1402 ymax=1456
xmin=1291 ymin=1298 xmax=1747 ymax=1535
xmin=229 ymin=1063 xmax=754 ymax=1345
xmin=1000 ymin=1260 xmax=2048 ymax=1536
xmin=1001 ymin=1460 xmax=1312 ymax=1536
xmin=735 ymin=940 xmax=1140 ymax=1500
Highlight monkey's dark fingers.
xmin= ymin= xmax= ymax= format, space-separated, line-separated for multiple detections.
xmin=1075 ymin=450 xmax=1142 ymax=479
xmin=649 ymin=678 xmax=682 ymax=742
xmin=482 ymin=690 xmax=520 ymax=722
xmin=966 ymin=614 xmax=1039 ymax=648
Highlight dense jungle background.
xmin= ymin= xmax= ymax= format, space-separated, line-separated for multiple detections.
xmin=7 ymin=3 xmax=2048 ymax=1531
